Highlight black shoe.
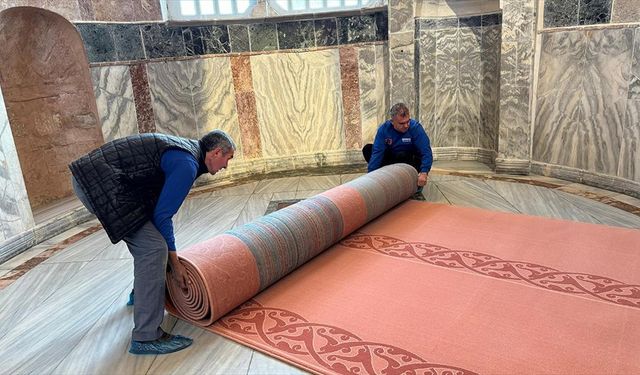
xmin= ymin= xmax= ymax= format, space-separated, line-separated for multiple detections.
xmin=129 ymin=332 xmax=193 ymax=355
xmin=411 ymin=192 xmax=426 ymax=201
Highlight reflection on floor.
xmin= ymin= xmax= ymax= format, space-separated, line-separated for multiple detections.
xmin=0 ymin=161 xmax=639 ymax=374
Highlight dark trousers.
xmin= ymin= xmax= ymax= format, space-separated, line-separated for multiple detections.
xmin=72 ymin=176 xmax=166 ymax=342
xmin=362 ymin=144 xmax=421 ymax=172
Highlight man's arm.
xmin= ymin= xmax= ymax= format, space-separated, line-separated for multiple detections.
xmin=367 ymin=127 xmax=387 ymax=173
xmin=413 ymin=124 xmax=433 ymax=174
xmin=154 ymin=150 xmax=198 ymax=289
xmin=153 ymin=150 xmax=198 ymax=251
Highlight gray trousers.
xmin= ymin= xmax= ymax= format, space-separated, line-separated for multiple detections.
xmin=72 ymin=176 xmax=167 ymax=341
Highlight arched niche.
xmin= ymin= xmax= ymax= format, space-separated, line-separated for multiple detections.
xmin=0 ymin=7 xmax=103 ymax=210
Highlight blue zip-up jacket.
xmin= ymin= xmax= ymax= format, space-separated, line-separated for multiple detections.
xmin=368 ymin=119 xmax=433 ymax=173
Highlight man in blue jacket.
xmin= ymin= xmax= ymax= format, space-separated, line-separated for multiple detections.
xmin=363 ymin=103 xmax=433 ymax=191
xmin=70 ymin=130 xmax=235 ymax=355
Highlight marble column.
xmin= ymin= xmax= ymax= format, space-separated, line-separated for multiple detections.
xmin=0 ymin=85 xmax=34 ymax=245
xmin=496 ymin=0 xmax=536 ymax=174
xmin=388 ymin=0 xmax=416 ymax=114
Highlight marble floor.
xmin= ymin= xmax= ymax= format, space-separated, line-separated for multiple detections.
xmin=0 ymin=161 xmax=639 ymax=375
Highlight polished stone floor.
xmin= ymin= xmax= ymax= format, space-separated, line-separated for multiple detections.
xmin=0 ymin=161 xmax=639 ymax=375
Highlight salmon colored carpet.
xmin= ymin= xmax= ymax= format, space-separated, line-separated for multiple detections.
xmin=167 ymin=166 xmax=640 ymax=374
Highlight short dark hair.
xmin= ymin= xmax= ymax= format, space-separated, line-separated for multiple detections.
xmin=389 ymin=103 xmax=410 ymax=118
xmin=200 ymin=130 xmax=236 ymax=154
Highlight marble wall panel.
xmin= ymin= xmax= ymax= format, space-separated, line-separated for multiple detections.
xmin=339 ymin=47 xmax=362 ymax=150
xmin=498 ymin=0 xmax=534 ymax=164
xmin=543 ymin=0 xmax=579 ymax=28
xmin=0 ymin=87 xmax=34 ymax=243
xmin=434 ymin=27 xmax=458 ymax=147
xmin=611 ymin=0 xmax=640 ymax=23
xmin=618 ymin=99 xmax=640 ymax=181
xmin=534 ymin=28 xmax=633 ymax=175
xmin=416 ymin=0 xmax=501 ymax=18
xmin=277 ymin=21 xmax=314 ymax=50
xmin=314 ymin=18 xmax=338 ymax=47
xmin=388 ymin=0 xmax=413 ymax=33
xmin=78 ymin=0 xmax=94 ymax=20
xmin=141 ymin=24 xmax=185 ymax=59
xmin=480 ymin=25 xmax=501 ymax=151
xmin=91 ymin=66 xmax=138 ymax=143
xmin=76 ymin=24 xmax=117 ymax=63
xmin=457 ymin=26 xmax=481 ymax=147
xmin=358 ymin=44 xmax=388 ymax=144
xmin=249 ymin=24 xmax=277 ymax=51
xmin=86 ymin=0 xmax=161 ymax=21
xmin=338 ymin=14 xmax=378 ymax=44
xmin=228 ymin=25 xmax=250 ymax=53
xmin=0 ymin=7 xmax=103 ymax=208
xmin=630 ymin=27 xmax=640 ymax=99
xmin=147 ymin=60 xmax=197 ymax=138
xmin=251 ymin=50 xmax=344 ymax=157
xmin=389 ymin=31 xmax=415 ymax=113
xmin=230 ymin=55 xmax=261 ymax=159
xmin=417 ymin=29 xmax=437 ymax=142
xmin=499 ymin=85 xmax=530 ymax=159
xmin=189 ymin=58 xmax=243 ymax=160
xmin=578 ymin=0 xmax=612 ymax=25
xmin=0 ymin=0 xmax=81 ymax=21
xmin=112 ymin=24 xmax=145 ymax=61
xmin=182 ymin=25 xmax=230 ymax=56
xmin=129 ymin=63 xmax=155 ymax=133
xmin=505 ymin=0 xmax=533 ymax=42
xmin=91 ymin=0 xmax=135 ymax=21
xmin=133 ymin=0 xmax=162 ymax=21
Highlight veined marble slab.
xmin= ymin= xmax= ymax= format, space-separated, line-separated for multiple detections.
xmin=555 ymin=189 xmax=640 ymax=228
xmin=297 ymin=175 xmax=341 ymax=191
xmin=147 ymin=60 xmax=198 ymax=138
xmin=0 ymin=259 xmax=132 ymax=374
xmin=251 ymin=50 xmax=345 ymax=157
xmin=436 ymin=177 xmax=520 ymax=213
xmin=484 ymin=180 xmax=600 ymax=224
xmin=534 ymin=28 xmax=633 ymax=176
xmin=91 ymin=65 xmax=138 ymax=142
xmin=189 ymin=57 xmax=244 ymax=160
xmin=0 ymin=87 xmax=33 ymax=243
xmin=0 ymin=262 xmax=84 ymax=340
xmin=254 ymin=177 xmax=301 ymax=195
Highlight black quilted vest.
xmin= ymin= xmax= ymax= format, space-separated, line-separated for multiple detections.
xmin=69 ymin=133 xmax=208 ymax=244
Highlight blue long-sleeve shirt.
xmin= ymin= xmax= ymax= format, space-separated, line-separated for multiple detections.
xmin=368 ymin=119 xmax=433 ymax=173
xmin=153 ymin=149 xmax=199 ymax=251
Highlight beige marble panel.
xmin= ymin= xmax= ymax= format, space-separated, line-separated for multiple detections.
xmin=189 ymin=57 xmax=243 ymax=162
xmin=359 ymin=44 xmax=389 ymax=145
xmin=416 ymin=0 xmax=501 ymax=17
xmin=251 ymin=50 xmax=345 ymax=157
xmin=147 ymin=60 xmax=197 ymax=139
xmin=611 ymin=0 xmax=640 ymax=23
xmin=91 ymin=65 xmax=138 ymax=142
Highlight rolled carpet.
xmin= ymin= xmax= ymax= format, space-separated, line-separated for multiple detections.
xmin=166 ymin=163 xmax=418 ymax=325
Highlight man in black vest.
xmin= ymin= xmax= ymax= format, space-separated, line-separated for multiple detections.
xmin=69 ymin=130 xmax=235 ymax=355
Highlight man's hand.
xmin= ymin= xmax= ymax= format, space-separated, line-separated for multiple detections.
xmin=168 ymin=251 xmax=189 ymax=290
xmin=417 ymin=172 xmax=428 ymax=187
